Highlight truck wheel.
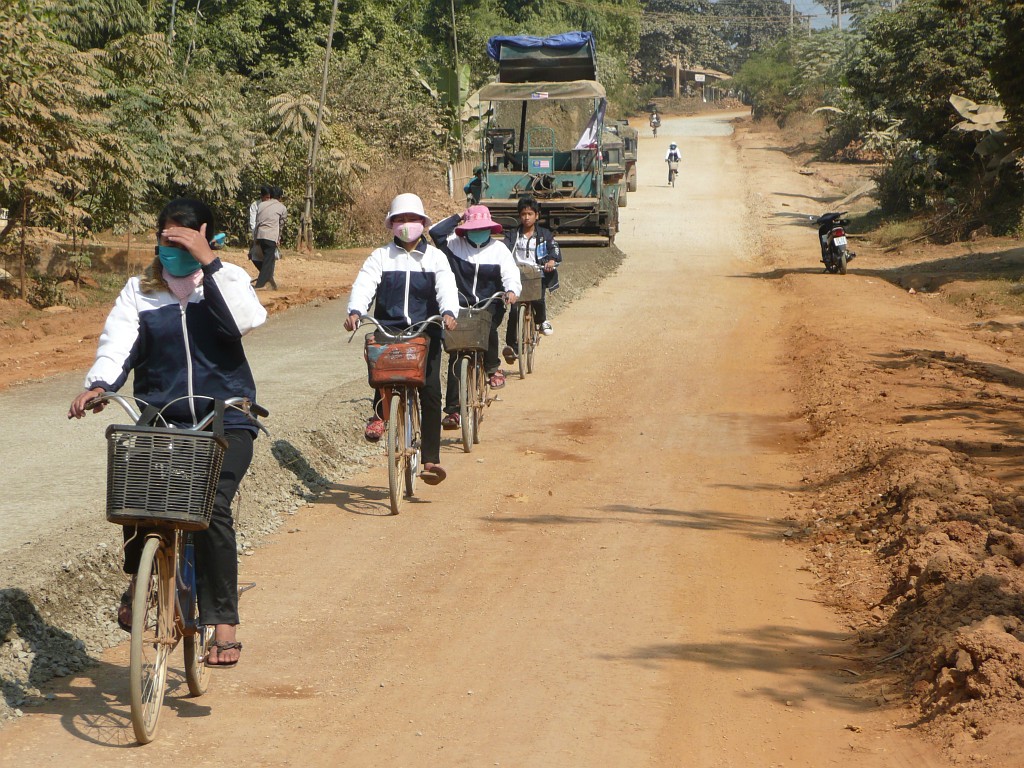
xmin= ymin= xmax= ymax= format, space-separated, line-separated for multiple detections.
xmin=627 ymin=168 xmax=637 ymax=193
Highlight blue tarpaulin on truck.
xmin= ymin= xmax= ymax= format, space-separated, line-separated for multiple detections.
xmin=486 ymin=32 xmax=596 ymax=61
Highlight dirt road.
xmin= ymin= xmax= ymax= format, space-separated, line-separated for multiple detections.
xmin=0 ymin=113 xmax=956 ymax=765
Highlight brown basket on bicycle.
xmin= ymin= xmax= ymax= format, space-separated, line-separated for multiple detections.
xmin=444 ymin=307 xmax=490 ymax=352
xmin=364 ymin=334 xmax=430 ymax=387
xmin=105 ymin=425 xmax=227 ymax=531
xmin=518 ymin=265 xmax=543 ymax=303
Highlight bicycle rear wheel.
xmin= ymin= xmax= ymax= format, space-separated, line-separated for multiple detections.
xmin=130 ymin=535 xmax=175 ymax=744
xmin=459 ymin=356 xmax=474 ymax=452
xmin=516 ymin=304 xmax=527 ymax=380
xmin=387 ymin=394 xmax=405 ymax=514
xmin=404 ymin=388 xmax=421 ymax=497
xmin=180 ymin=535 xmax=212 ymax=697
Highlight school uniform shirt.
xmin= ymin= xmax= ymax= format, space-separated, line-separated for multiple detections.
xmin=503 ymin=224 xmax=561 ymax=292
xmin=84 ymin=260 xmax=267 ymax=429
xmin=429 ymin=214 xmax=522 ymax=305
xmin=346 ymin=236 xmax=460 ymax=327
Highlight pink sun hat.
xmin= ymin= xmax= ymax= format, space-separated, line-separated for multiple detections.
xmin=455 ymin=205 xmax=503 ymax=236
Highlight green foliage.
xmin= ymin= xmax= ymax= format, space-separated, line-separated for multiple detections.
xmin=27 ymin=269 xmax=67 ymax=309
xmin=637 ymin=0 xmax=730 ymax=82
xmin=938 ymin=1 xmax=1024 ymax=148
xmin=847 ymin=0 xmax=1002 ymax=146
xmin=840 ymin=0 xmax=1006 ymax=214
xmin=715 ymin=0 xmax=791 ymax=72
xmin=731 ymin=39 xmax=800 ymax=120
xmin=67 ymin=250 xmax=92 ymax=286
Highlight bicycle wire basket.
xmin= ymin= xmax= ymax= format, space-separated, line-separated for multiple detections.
xmin=444 ymin=307 xmax=491 ymax=352
xmin=518 ymin=264 xmax=543 ymax=303
xmin=105 ymin=425 xmax=227 ymax=531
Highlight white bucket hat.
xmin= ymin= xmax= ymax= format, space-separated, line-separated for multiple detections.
xmin=384 ymin=193 xmax=432 ymax=229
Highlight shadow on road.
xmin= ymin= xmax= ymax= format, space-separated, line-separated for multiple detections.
xmin=489 ymin=504 xmax=789 ymax=541
xmin=1 ymin=587 xmax=212 ymax=747
xmin=599 ymin=622 xmax=889 ymax=715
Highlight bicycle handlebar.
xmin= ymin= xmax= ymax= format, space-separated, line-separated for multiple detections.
xmin=85 ymin=393 xmax=268 ymax=431
xmin=348 ymin=314 xmax=444 ymax=344
xmin=463 ymin=291 xmax=508 ymax=311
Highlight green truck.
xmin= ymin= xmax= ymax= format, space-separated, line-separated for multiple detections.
xmin=477 ymin=33 xmax=618 ymax=245
xmin=607 ymin=119 xmax=638 ymax=197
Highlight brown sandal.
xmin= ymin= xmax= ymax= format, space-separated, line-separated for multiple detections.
xmin=206 ymin=640 xmax=243 ymax=669
xmin=419 ymin=463 xmax=447 ymax=486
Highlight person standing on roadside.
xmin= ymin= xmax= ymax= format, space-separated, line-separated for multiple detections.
xmin=501 ymin=196 xmax=560 ymax=366
xmin=253 ymin=186 xmax=286 ymax=290
xmin=429 ymin=205 xmax=520 ymax=430
xmin=68 ymin=198 xmax=266 ymax=669
xmin=344 ymin=193 xmax=459 ymax=485
xmin=248 ymin=185 xmax=271 ymax=280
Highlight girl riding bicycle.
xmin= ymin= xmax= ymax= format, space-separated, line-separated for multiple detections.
xmin=429 ymin=205 xmax=521 ymax=428
xmin=344 ymin=193 xmax=459 ymax=485
xmin=68 ymin=198 xmax=266 ymax=669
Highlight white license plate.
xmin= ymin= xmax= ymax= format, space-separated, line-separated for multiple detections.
xmin=832 ymin=236 xmax=847 ymax=246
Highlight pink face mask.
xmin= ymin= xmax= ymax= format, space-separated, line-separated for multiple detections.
xmin=393 ymin=221 xmax=424 ymax=243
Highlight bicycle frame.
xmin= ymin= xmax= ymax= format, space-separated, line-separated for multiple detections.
xmin=86 ymin=393 xmax=266 ymax=743
xmin=352 ymin=315 xmax=441 ymax=514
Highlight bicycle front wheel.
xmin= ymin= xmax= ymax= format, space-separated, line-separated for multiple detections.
xmin=459 ymin=356 xmax=474 ymax=452
xmin=387 ymin=393 xmax=406 ymax=514
xmin=473 ymin=355 xmax=486 ymax=444
xmin=526 ymin=308 xmax=538 ymax=375
xmin=130 ymin=535 xmax=175 ymax=744
xmin=516 ymin=304 xmax=527 ymax=380
xmin=404 ymin=387 xmax=421 ymax=498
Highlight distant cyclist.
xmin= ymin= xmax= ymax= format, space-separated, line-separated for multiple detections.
xmin=665 ymin=142 xmax=681 ymax=184
xmin=649 ymin=110 xmax=661 ymax=137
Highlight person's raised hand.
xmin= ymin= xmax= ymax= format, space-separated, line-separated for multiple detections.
xmin=162 ymin=223 xmax=215 ymax=265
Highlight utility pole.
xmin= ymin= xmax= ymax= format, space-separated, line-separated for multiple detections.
xmin=450 ymin=0 xmax=462 ymax=162
xmin=298 ymin=0 xmax=339 ymax=252
xmin=790 ymin=0 xmax=794 ymax=35
xmin=838 ymin=0 xmax=843 ymax=31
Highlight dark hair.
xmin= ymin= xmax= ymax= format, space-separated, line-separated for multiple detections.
xmin=259 ymin=184 xmax=272 ymax=197
xmin=271 ymin=185 xmax=284 ymax=199
xmin=156 ymin=198 xmax=214 ymax=235
xmin=517 ymin=196 xmax=540 ymax=215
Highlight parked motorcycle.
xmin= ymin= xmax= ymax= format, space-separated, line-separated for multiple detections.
xmin=813 ymin=211 xmax=856 ymax=274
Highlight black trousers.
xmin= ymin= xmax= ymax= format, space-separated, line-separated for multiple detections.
xmin=254 ymin=239 xmax=277 ymax=287
xmin=123 ymin=430 xmax=255 ymax=626
xmin=445 ymin=303 xmax=504 ymax=412
xmin=504 ymin=295 xmax=547 ymax=352
xmin=373 ymin=331 xmax=444 ymax=465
